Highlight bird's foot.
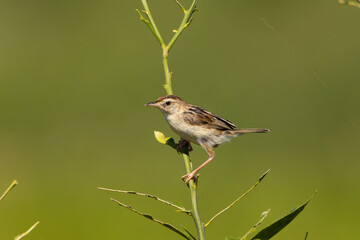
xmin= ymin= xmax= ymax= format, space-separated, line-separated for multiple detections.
xmin=182 ymin=171 xmax=197 ymax=184
xmin=176 ymin=139 xmax=193 ymax=153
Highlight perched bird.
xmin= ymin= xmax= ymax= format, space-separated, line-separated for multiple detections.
xmin=145 ymin=95 xmax=270 ymax=183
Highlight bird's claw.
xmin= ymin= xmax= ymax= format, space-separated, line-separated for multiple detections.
xmin=176 ymin=139 xmax=193 ymax=153
xmin=182 ymin=172 xmax=197 ymax=184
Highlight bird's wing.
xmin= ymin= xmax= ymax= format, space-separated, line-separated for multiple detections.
xmin=183 ymin=105 xmax=237 ymax=130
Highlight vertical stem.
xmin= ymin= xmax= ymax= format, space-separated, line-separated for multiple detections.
xmin=183 ymin=153 xmax=207 ymax=240
xmin=139 ymin=0 xmax=204 ymax=238
xmin=162 ymin=46 xmax=173 ymax=95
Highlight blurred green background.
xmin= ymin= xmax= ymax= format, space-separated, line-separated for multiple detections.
xmin=1 ymin=0 xmax=359 ymax=239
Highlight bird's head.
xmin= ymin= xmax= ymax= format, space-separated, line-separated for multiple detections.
xmin=145 ymin=95 xmax=186 ymax=115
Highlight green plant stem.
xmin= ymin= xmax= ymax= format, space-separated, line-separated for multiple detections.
xmin=183 ymin=153 xmax=206 ymax=240
xmin=162 ymin=46 xmax=173 ymax=95
xmin=165 ymin=0 xmax=204 ymax=237
xmin=167 ymin=0 xmax=198 ymax=51
xmin=138 ymin=0 xmax=198 ymax=94
xmin=137 ymin=0 xmax=204 ymax=238
xmin=140 ymin=0 xmax=164 ymax=46
xmin=162 ymin=0 xmax=198 ymax=94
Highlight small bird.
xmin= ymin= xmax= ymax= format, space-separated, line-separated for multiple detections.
xmin=145 ymin=95 xmax=270 ymax=184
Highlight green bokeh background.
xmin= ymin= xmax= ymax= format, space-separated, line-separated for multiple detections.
xmin=1 ymin=0 xmax=359 ymax=239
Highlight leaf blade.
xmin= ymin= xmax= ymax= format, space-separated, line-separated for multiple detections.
xmin=111 ymin=198 xmax=190 ymax=240
xmin=0 ymin=180 xmax=18 ymax=201
xmin=240 ymin=209 xmax=271 ymax=240
xmin=14 ymin=221 xmax=40 ymax=240
xmin=154 ymin=131 xmax=167 ymax=144
xmin=251 ymin=191 xmax=317 ymax=240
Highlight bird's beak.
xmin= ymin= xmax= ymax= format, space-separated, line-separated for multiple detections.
xmin=145 ymin=101 xmax=159 ymax=107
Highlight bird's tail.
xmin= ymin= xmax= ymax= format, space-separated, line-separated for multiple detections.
xmin=224 ymin=128 xmax=271 ymax=136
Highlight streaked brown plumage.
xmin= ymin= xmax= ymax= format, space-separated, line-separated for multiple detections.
xmin=146 ymin=95 xmax=270 ymax=183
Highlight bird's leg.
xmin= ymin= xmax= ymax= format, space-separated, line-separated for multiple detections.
xmin=182 ymin=142 xmax=214 ymax=184
xmin=176 ymin=138 xmax=193 ymax=152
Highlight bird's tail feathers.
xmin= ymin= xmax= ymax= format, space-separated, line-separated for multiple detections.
xmin=225 ymin=128 xmax=271 ymax=136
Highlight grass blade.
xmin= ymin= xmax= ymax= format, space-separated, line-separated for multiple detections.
xmin=111 ymin=198 xmax=190 ymax=240
xmin=240 ymin=209 xmax=271 ymax=240
xmin=251 ymin=191 xmax=317 ymax=240
xmin=205 ymin=170 xmax=270 ymax=228
xmin=181 ymin=225 xmax=197 ymax=240
xmin=14 ymin=221 xmax=40 ymax=240
xmin=1 ymin=180 xmax=18 ymax=201
xmin=225 ymin=209 xmax=270 ymax=240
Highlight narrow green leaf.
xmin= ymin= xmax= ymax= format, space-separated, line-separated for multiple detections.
xmin=0 ymin=180 xmax=18 ymax=201
xmin=181 ymin=225 xmax=197 ymax=240
xmin=240 ymin=209 xmax=271 ymax=240
xmin=111 ymin=198 xmax=190 ymax=240
xmin=251 ymin=191 xmax=317 ymax=240
xmin=225 ymin=209 xmax=270 ymax=240
xmin=258 ymin=169 xmax=270 ymax=182
xmin=14 ymin=221 xmax=40 ymax=240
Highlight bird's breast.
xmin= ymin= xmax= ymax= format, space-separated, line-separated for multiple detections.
xmin=163 ymin=112 xmax=232 ymax=146
xmin=162 ymin=113 xmax=200 ymax=144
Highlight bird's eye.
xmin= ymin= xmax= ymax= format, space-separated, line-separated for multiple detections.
xmin=165 ymin=101 xmax=171 ymax=106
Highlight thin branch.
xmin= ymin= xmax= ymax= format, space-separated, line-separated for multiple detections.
xmin=111 ymin=198 xmax=191 ymax=240
xmin=98 ymin=187 xmax=191 ymax=215
xmin=136 ymin=10 xmax=153 ymax=34
xmin=174 ymin=0 xmax=186 ymax=13
xmin=205 ymin=169 xmax=270 ymax=228
xmin=162 ymin=0 xmax=198 ymax=94
xmin=141 ymin=0 xmax=165 ymax=45
xmin=14 ymin=221 xmax=40 ymax=240
xmin=0 ymin=180 xmax=18 ymax=201
xmin=167 ymin=0 xmax=199 ymax=51
xmin=136 ymin=0 xmax=165 ymax=46
xmin=136 ymin=0 xmax=199 ymax=95
xmin=304 ymin=232 xmax=309 ymax=240
xmin=240 ymin=209 xmax=270 ymax=240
